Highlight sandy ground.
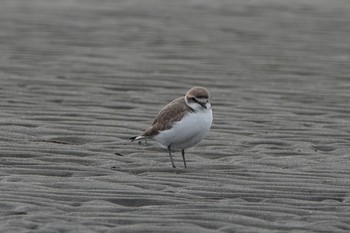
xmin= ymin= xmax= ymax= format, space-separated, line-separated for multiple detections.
xmin=1 ymin=0 xmax=350 ymax=232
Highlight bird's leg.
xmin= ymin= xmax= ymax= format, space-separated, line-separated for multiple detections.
xmin=181 ymin=149 xmax=187 ymax=169
xmin=167 ymin=145 xmax=176 ymax=168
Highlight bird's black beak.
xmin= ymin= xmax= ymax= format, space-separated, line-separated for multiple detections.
xmin=199 ymin=102 xmax=207 ymax=109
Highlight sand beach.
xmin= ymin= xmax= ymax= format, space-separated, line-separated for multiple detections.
xmin=0 ymin=0 xmax=350 ymax=232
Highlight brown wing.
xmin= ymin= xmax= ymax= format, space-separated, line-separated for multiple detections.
xmin=141 ymin=97 xmax=191 ymax=138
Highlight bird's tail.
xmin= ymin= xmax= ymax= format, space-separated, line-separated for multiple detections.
xmin=130 ymin=135 xmax=146 ymax=142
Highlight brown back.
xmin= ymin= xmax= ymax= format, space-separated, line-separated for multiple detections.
xmin=141 ymin=97 xmax=192 ymax=137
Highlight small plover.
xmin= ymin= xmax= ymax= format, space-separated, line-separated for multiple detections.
xmin=130 ymin=86 xmax=213 ymax=168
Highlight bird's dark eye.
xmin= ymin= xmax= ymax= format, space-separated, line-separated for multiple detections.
xmin=191 ymin=97 xmax=197 ymax=101
xmin=197 ymin=95 xmax=208 ymax=99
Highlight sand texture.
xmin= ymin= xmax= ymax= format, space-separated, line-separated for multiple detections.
xmin=1 ymin=0 xmax=350 ymax=232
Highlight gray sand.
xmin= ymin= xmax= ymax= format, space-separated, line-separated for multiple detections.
xmin=1 ymin=0 xmax=350 ymax=232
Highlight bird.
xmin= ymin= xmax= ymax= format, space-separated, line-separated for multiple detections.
xmin=130 ymin=86 xmax=213 ymax=168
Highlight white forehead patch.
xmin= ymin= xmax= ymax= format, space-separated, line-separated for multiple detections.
xmin=196 ymin=97 xmax=208 ymax=102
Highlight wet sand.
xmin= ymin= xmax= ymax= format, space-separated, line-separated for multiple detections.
xmin=1 ymin=0 xmax=350 ymax=232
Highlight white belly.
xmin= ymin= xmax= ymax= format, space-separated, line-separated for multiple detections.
xmin=154 ymin=108 xmax=213 ymax=149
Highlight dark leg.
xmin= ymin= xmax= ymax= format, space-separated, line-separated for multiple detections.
xmin=167 ymin=145 xmax=176 ymax=168
xmin=181 ymin=149 xmax=187 ymax=169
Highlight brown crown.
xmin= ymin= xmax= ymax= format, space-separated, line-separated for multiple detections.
xmin=185 ymin=86 xmax=210 ymax=100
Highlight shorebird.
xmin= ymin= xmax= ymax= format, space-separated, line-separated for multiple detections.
xmin=130 ymin=86 xmax=213 ymax=168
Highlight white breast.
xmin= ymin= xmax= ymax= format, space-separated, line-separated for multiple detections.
xmin=154 ymin=105 xmax=213 ymax=149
